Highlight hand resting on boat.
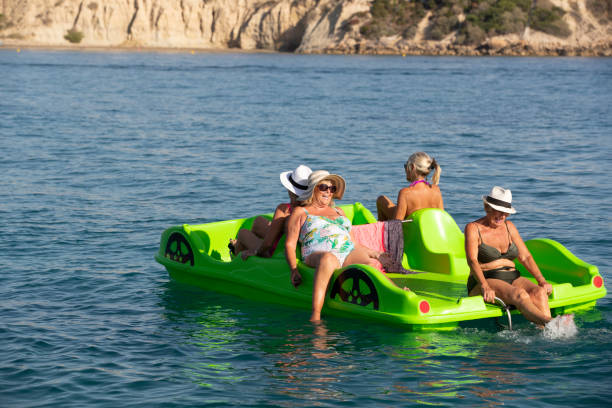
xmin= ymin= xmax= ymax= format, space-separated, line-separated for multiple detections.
xmin=465 ymin=186 xmax=554 ymax=327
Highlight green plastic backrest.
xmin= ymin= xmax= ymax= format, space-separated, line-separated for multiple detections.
xmin=350 ymin=202 xmax=378 ymax=225
xmin=184 ymin=203 xmax=379 ymax=262
xmin=521 ymin=238 xmax=598 ymax=286
xmin=404 ymin=208 xmax=470 ymax=277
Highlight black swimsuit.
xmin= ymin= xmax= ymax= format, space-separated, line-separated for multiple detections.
xmin=467 ymin=223 xmax=520 ymax=293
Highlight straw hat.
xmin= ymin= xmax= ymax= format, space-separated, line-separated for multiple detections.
xmin=483 ymin=186 xmax=516 ymax=214
xmin=280 ymin=165 xmax=312 ymax=195
xmin=298 ymin=170 xmax=346 ymax=201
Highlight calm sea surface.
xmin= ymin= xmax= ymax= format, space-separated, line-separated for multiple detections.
xmin=1 ymin=50 xmax=611 ymax=407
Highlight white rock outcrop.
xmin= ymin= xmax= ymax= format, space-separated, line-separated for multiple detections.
xmin=1 ymin=0 xmax=610 ymax=55
xmin=0 ymin=0 xmax=369 ymax=51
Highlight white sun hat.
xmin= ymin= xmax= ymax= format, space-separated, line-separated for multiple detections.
xmin=280 ymin=165 xmax=312 ymax=195
xmin=483 ymin=186 xmax=517 ymax=214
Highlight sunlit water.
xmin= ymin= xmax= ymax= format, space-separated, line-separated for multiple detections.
xmin=1 ymin=50 xmax=611 ymax=407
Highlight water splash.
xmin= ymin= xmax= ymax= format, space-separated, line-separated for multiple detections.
xmin=494 ymin=314 xmax=578 ymax=342
xmin=542 ymin=315 xmax=577 ymax=340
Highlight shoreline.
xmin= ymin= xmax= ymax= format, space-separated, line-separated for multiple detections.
xmin=2 ymin=40 xmax=611 ymax=57
xmin=0 ymin=41 xmax=278 ymax=55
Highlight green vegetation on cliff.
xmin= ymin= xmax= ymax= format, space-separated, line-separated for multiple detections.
xmin=360 ymin=0 xmax=572 ymax=44
xmin=360 ymin=0 xmax=427 ymax=38
xmin=64 ymin=29 xmax=84 ymax=43
xmin=529 ymin=2 xmax=570 ymax=38
xmin=587 ymin=0 xmax=612 ymax=24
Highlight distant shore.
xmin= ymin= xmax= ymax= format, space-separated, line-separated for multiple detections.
xmin=0 ymin=41 xmax=277 ymax=55
xmin=2 ymin=40 xmax=611 ymax=57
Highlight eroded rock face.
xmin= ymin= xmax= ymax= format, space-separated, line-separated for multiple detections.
xmin=0 ymin=0 xmax=370 ymax=51
xmin=0 ymin=0 xmax=610 ymax=55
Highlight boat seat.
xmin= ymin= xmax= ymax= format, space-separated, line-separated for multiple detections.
xmin=403 ymin=208 xmax=470 ymax=277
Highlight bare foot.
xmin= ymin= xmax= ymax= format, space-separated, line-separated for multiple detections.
xmin=310 ymin=312 xmax=322 ymax=323
xmin=543 ymin=314 xmax=577 ymax=338
xmin=560 ymin=314 xmax=575 ymax=326
xmin=228 ymin=239 xmax=237 ymax=256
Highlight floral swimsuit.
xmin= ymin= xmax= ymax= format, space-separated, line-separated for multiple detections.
xmin=299 ymin=208 xmax=355 ymax=266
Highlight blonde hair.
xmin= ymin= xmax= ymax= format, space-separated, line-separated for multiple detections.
xmin=300 ymin=178 xmax=335 ymax=207
xmin=405 ymin=152 xmax=441 ymax=185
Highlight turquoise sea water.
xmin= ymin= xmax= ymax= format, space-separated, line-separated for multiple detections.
xmin=1 ymin=50 xmax=611 ymax=407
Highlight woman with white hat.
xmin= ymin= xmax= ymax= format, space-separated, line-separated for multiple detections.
xmin=230 ymin=165 xmax=312 ymax=259
xmin=376 ymin=151 xmax=444 ymax=221
xmin=464 ymin=186 xmax=555 ymax=326
xmin=284 ymin=170 xmax=382 ymax=322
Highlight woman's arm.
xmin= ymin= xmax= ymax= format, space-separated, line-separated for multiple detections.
xmin=435 ymin=186 xmax=444 ymax=210
xmin=393 ymin=189 xmax=409 ymax=220
xmin=284 ymin=208 xmax=304 ymax=287
xmin=465 ymin=222 xmax=496 ymax=303
xmin=508 ymin=221 xmax=552 ymax=294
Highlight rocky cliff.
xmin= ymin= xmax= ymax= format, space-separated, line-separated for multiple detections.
xmin=1 ymin=0 xmax=611 ymax=55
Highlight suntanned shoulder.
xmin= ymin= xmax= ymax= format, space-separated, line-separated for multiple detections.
xmin=506 ymin=220 xmax=519 ymax=234
xmin=465 ymin=219 xmax=486 ymax=233
xmin=398 ymin=186 xmax=413 ymax=197
xmin=464 ymin=221 xmax=478 ymax=234
xmin=275 ymin=202 xmax=291 ymax=214
xmin=291 ymin=206 xmax=306 ymax=216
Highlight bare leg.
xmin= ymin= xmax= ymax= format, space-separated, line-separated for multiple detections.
xmin=305 ymin=252 xmax=341 ymax=322
xmin=376 ymin=195 xmax=395 ymax=221
xmin=513 ymin=277 xmax=552 ymax=321
xmin=235 ymin=229 xmax=263 ymax=253
xmin=251 ymin=216 xmax=271 ymax=238
xmin=470 ymin=278 xmax=552 ymax=326
xmin=231 ymin=216 xmax=270 ymax=253
xmin=342 ymin=246 xmax=380 ymax=269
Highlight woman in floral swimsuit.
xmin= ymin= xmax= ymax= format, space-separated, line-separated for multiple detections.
xmin=285 ymin=170 xmax=382 ymax=322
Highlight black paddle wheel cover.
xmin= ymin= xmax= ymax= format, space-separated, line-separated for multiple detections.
xmin=329 ymin=268 xmax=379 ymax=310
xmin=164 ymin=232 xmax=194 ymax=266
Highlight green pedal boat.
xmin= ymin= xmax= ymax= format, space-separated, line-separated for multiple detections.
xmin=155 ymin=203 xmax=606 ymax=330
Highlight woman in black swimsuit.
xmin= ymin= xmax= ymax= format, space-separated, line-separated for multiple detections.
xmin=465 ymin=186 xmax=553 ymax=326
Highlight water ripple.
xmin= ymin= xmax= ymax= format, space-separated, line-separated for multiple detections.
xmin=1 ymin=50 xmax=611 ymax=407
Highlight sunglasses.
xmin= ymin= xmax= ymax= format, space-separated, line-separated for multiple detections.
xmin=317 ymin=184 xmax=337 ymax=193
